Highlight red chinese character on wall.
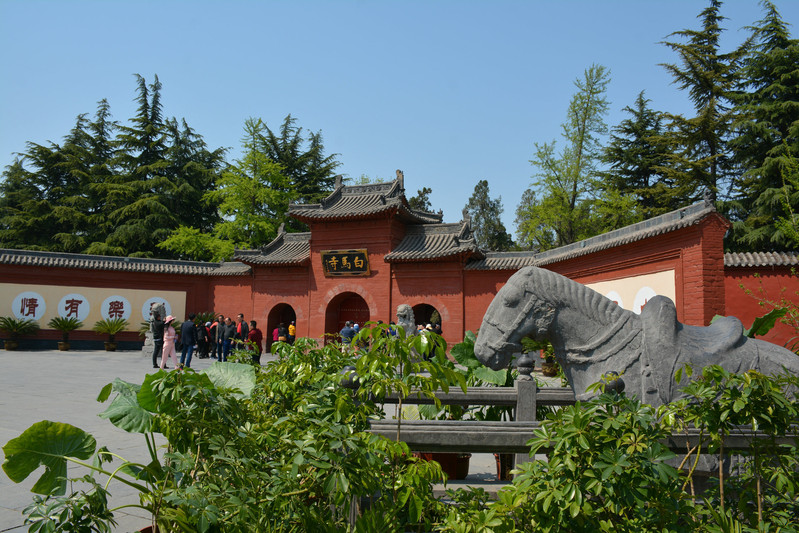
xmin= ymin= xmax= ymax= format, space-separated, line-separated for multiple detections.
xmin=64 ymin=298 xmax=83 ymax=318
xmin=108 ymin=300 xmax=125 ymax=319
xmin=20 ymin=298 xmax=38 ymax=317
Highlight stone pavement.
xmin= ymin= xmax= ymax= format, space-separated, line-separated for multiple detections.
xmin=0 ymin=349 xmax=221 ymax=532
xmin=0 ymin=349 xmax=505 ymax=532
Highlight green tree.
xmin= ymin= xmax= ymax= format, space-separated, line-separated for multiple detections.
xmin=159 ymin=118 xmax=293 ymax=261
xmin=659 ymin=0 xmax=745 ymax=204
xmin=464 ymin=179 xmax=513 ymax=251
xmin=82 ymin=75 xmax=224 ymax=258
xmin=259 ymin=114 xmax=340 ymax=231
xmin=516 ymin=65 xmax=614 ymax=251
xmin=601 ymin=91 xmax=682 ymax=218
xmin=408 ymin=186 xmax=434 ymax=212
xmin=727 ymin=0 xmax=799 ymax=251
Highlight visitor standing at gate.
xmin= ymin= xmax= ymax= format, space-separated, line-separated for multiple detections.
xmin=288 ymin=321 xmax=296 ymax=344
xmin=248 ymin=320 xmax=263 ymax=365
xmin=160 ymin=316 xmax=179 ymax=370
xmin=221 ymin=316 xmax=236 ymax=361
xmin=339 ymin=321 xmax=355 ymax=345
xmin=180 ymin=313 xmax=197 ymax=368
xmin=210 ymin=315 xmax=221 ymax=360
xmin=151 ymin=312 xmax=164 ymax=369
xmin=234 ymin=313 xmax=249 ymax=349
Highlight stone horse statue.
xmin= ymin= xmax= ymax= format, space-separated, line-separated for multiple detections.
xmin=474 ymin=266 xmax=799 ymax=406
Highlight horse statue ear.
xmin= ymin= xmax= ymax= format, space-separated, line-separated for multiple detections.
xmin=640 ymin=296 xmax=678 ymax=347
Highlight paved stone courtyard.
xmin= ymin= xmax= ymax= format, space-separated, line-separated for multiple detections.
xmin=0 ymin=349 xmax=504 ymax=532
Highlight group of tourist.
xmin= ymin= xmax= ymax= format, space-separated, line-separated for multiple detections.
xmin=271 ymin=321 xmax=296 ymax=345
xmin=151 ymin=311 xmax=268 ymax=369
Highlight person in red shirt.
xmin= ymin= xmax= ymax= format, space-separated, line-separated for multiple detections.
xmin=247 ymin=320 xmax=263 ymax=365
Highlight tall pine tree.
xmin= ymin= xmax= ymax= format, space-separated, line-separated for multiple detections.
xmin=659 ymin=0 xmax=745 ymax=203
xmin=727 ymin=0 xmax=799 ymax=251
xmin=465 ymin=180 xmax=513 ymax=251
xmin=601 ymin=91 xmax=682 ymax=218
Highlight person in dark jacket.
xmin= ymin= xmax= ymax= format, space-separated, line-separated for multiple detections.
xmin=213 ymin=315 xmax=223 ymax=360
xmin=221 ymin=316 xmax=236 ymax=361
xmin=180 ymin=313 xmax=197 ymax=368
xmin=234 ymin=313 xmax=250 ymax=348
xmin=197 ymin=321 xmax=210 ymax=359
xmin=151 ymin=313 xmax=164 ymax=369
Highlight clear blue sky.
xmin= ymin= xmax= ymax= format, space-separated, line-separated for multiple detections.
xmin=2 ymin=0 xmax=797 ymax=234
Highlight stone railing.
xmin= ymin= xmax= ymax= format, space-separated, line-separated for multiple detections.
xmin=369 ymin=370 xmax=798 ymax=470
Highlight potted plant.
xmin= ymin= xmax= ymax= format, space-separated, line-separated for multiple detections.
xmin=92 ymin=318 xmax=129 ymax=351
xmin=0 ymin=316 xmax=40 ymax=350
xmin=48 ymin=316 xmax=84 ymax=351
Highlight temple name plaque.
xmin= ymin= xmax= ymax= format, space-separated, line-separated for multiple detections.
xmin=320 ymin=249 xmax=370 ymax=277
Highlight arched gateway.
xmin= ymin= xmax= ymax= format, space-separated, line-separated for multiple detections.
xmin=325 ymin=292 xmax=369 ymax=342
xmin=266 ymin=303 xmax=296 ymax=351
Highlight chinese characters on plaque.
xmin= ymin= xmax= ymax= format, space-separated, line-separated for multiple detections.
xmin=320 ymin=250 xmax=370 ymax=277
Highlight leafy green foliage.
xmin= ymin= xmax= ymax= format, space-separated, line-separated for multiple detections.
xmin=408 ymin=186 xmax=434 ymax=212
xmin=489 ymin=392 xmax=694 ymax=532
xmin=0 ymin=316 xmax=40 ymax=339
xmin=600 ymin=91 xmax=682 ymax=218
xmin=673 ymin=365 xmax=799 ymax=528
xmin=91 ymin=318 xmax=129 ymax=342
xmin=47 ymin=316 xmax=83 ymax=342
xmin=23 ymin=476 xmax=117 ymax=533
xmin=6 ymin=327 xmax=799 ymax=532
xmin=2 ymin=421 xmax=97 ymax=495
xmin=517 ymin=64 xmax=639 ymax=251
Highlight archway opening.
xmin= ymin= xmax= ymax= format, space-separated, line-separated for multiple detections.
xmin=412 ymin=303 xmax=441 ymax=332
xmin=266 ymin=303 xmax=296 ymax=352
xmin=325 ymin=292 xmax=369 ymax=343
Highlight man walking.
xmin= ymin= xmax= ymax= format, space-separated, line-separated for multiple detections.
xmin=180 ymin=313 xmax=197 ymax=368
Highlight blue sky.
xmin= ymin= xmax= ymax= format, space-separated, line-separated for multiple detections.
xmin=2 ymin=0 xmax=797 ymax=234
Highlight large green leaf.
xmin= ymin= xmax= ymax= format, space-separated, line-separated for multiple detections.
xmin=473 ymin=365 xmax=509 ymax=385
xmin=203 ymin=362 xmax=256 ymax=398
xmin=98 ymin=378 xmax=153 ymax=433
xmin=745 ymin=307 xmax=789 ymax=338
xmin=450 ymin=333 xmax=481 ymax=369
xmin=2 ymin=420 xmax=96 ymax=495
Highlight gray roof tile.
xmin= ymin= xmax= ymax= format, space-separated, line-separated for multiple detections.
xmin=465 ymin=201 xmax=722 ymax=270
xmin=384 ymin=222 xmax=483 ymax=262
xmin=235 ymin=231 xmax=311 ymax=266
xmin=0 ymin=249 xmax=251 ymax=276
xmin=724 ymin=252 xmax=799 ymax=268
xmin=289 ymin=179 xmax=442 ymax=224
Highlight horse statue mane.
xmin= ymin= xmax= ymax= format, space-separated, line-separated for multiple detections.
xmin=474 ymin=266 xmax=799 ymax=406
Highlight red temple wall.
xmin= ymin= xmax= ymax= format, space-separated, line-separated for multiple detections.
xmin=391 ymin=260 xmax=466 ymax=346
xmin=725 ymin=266 xmax=798 ymax=349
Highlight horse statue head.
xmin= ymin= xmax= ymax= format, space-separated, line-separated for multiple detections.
xmin=474 ymin=266 xmax=642 ymax=400
xmin=474 ymin=266 xmax=799 ymax=406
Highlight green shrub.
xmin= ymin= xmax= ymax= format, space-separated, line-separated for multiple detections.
xmin=48 ymin=316 xmax=84 ymax=343
xmin=0 ymin=316 xmax=40 ymax=340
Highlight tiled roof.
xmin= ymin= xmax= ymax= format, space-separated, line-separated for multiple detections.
xmin=0 ymin=249 xmax=251 ymax=276
xmin=465 ymin=201 xmax=722 ymax=270
xmin=464 ymin=251 xmax=538 ymax=271
xmin=289 ymin=178 xmax=443 ymax=224
xmin=235 ymin=231 xmax=311 ymax=266
xmin=725 ymin=252 xmax=799 ymax=268
xmin=384 ymin=221 xmax=483 ymax=263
